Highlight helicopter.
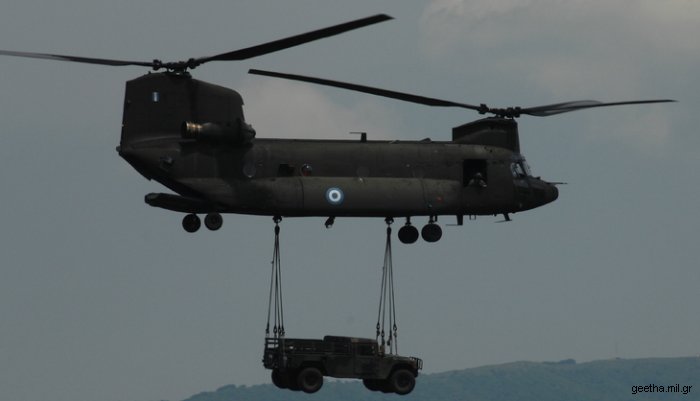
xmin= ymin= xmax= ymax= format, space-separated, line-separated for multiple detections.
xmin=1 ymin=14 xmax=674 ymax=244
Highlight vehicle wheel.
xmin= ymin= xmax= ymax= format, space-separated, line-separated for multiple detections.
xmin=421 ymin=223 xmax=442 ymax=243
xmin=182 ymin=214 xmax=201 ymax=233
xmin=204 ymin=213 xmax=223 ymax=231
xmin=389 ymin=369 xmax=416 ymax=395
xmin=297 ymin=367 xmax=323 ymax=393
xmin=398 ymin=224 xmax=419 ymax=244
xmin=379 ymin=380 xmax=394 ymax=393
xmin=271 ymin=369 xmax=288 ymax=389
xmin=362 ymin=379 xmax=382 ymax=391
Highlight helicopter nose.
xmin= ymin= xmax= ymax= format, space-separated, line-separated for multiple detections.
xmin=545 ymin=182 xmax=559 ymax=204
xmin=527 ymin=179 xmax=559 ymax=208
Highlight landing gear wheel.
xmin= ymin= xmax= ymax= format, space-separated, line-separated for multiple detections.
xmin=182 ymin=214 xmax=201 ymax=233
xmin=421 ymin=223 xmax=442 ymax=242
xmin=297 ymin=367 xmax=323 ymax=393
xmin=271 ymin=369 xmax=288 ymax=389
xmin=398 ymin=224 xmax=419 ymax=244
xmin=389 ymin=369 xmax=416 ymax=395
xmin=204 ymin=213 xmax=223 ymax=231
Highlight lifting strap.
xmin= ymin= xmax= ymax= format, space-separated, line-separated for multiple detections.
xmin=266 ymin=217 xmax=285 ymax=339
xmin=376 ymin=218 xmax=398 ymax=355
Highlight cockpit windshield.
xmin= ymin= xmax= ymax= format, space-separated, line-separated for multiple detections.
xmin=511 ymin=160 xmax=532 ymax=178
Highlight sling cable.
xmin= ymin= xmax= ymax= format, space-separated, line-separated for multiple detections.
xmin=376 ymin=217 xmax=399 ymax=355
xmin=265 ymin=216 xmax=285 ymax=342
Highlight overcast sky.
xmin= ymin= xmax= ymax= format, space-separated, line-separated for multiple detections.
xmin=1 ymin=1 xmax=698 ymax=401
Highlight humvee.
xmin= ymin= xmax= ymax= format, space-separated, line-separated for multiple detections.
xmin=263 ymin=335 xmax=422 ymax=394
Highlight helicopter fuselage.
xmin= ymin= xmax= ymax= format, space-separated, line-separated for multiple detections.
xmin=116 ymin=72 xmax=557 ymax=236
xmin=117 ymin=73 xmax=557 ymax=220
xmin=120 ymin=136 xmax=557 ymax=218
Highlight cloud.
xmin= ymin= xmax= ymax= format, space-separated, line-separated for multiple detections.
xmin=239 ymin=78 xmax=401 ymax=141
xmin=421 ymin=0 xmax=534 ymax=27
xmin=584 ymin=108 xmax=675 ymax=153
xmin=417 ymin=0 xmax=696 ymax=150
xmin=633 ymin=1 xmax=700 ymax=54
xmin=418 ymin=0 xmax=543 ymax=56
xmin=420 ymin=0 xmax=700 ymax=53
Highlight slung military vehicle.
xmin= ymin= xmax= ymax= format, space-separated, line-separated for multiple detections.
xmin=263 ymin=335 xmax=422 ymax=394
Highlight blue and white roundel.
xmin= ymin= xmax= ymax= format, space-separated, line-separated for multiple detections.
xmin=325 ymin=187 xmax=344 ymax=205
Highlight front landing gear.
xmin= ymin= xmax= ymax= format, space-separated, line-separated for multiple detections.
xmin=182 ymin=213 xmax=223 ymax=233
xmin=204 ymin=213 xmax=223 ymax=231
xmin=398 ymin=217 xmax=442 ymax=243
xmin=421 ymin=217 xmax=442 ymax=243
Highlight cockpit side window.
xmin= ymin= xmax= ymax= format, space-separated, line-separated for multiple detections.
xmin=511 ymin=161 xmax=530 ymax=178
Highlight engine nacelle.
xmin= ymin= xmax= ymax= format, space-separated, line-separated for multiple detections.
xmin=181 ymin=119 xmax=256 ymax=144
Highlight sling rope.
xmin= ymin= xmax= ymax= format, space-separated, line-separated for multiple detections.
xmin=266 ymin=216 xmax=285 ymax=339
xmin=376 ymin=218 xmax=398 ymax=355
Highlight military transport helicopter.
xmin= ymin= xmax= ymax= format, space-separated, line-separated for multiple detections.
xmin=1 ymin=14 xmax=673 ymax=244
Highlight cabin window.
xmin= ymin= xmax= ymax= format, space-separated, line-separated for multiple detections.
xmin=277 ymin=163 xmax=295 ymax=177
xmin=333 ymin=342 xmax=350 ymax=354
xmin=463 ymin=159 xmax=488 ymax=187
xmin=151 ymin=91 xmax=160 ymax=103
xmin=357 ymin=344 xmax=375 ymax=356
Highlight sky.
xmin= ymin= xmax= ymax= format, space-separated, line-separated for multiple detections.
xmin=1 ymin=1 xmax=698 ymax=401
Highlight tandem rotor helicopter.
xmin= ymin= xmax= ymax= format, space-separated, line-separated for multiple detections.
xmin=1 ymin=14 xmax=674 ymax=244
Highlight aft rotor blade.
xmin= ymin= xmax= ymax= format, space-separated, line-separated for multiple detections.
xmin=521 ymin=99 xmax=676 ymax=117
xmin=249 ymin=69 xmax=484 ymax=111
xmin=0 ymin=49 xmax=154 ymax=68
xmin=1 ymin=15 xmax=391 ymax=72
xmin=199 ymin=14 xmax=392 ymax=64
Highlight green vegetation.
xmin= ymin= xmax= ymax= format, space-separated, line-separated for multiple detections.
xmin=183 ymin=357 xmax=700 ymax=401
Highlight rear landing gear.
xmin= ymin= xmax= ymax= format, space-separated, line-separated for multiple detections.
xmin=182 ymin=213 xmax=223 ymax=232
xmin=398 ymin=218 xmax=419 ymax=244
xmin=182 ymin=213 xmax=201 ymax=233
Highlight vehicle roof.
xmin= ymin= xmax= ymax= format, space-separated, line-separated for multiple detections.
xmin=323 ymin=335 xmax=376 ymax=344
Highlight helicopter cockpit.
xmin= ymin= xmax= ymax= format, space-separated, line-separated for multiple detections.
xmin=511 ymin=159 xmax=532 ymax=179
xmin=511 ymin=158 xmax=558 ymax=210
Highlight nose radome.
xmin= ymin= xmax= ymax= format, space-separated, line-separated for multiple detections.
xmin=547 ymin=183 xmax=559 ymax=203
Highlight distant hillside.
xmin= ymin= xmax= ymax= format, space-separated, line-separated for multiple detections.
xmin=183 ymin=357 xmax=700 ymax=401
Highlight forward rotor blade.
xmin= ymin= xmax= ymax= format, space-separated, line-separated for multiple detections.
xmin=249 ymin=69 xmax=483 ymax=111
xmin=199 ymin=14 xmax=392 ymax=64
xmin=521 ymin=99 xmax=676 ymax=117
xmin=0 ymin=49 xmax=154 ymax=68
xmin=249 ymin=69 xmax=676 ymax=118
